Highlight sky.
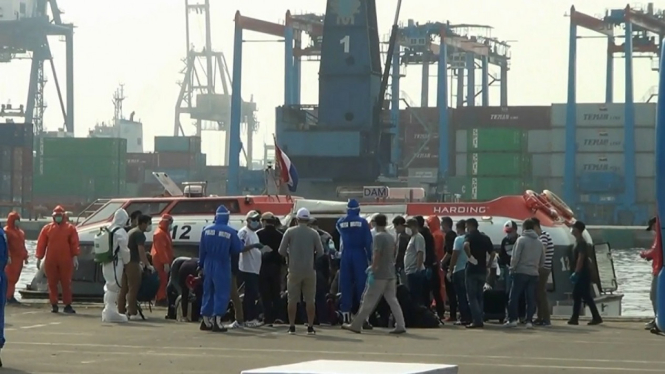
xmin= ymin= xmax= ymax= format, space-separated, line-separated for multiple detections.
xmin=0 ymin=0 xmax=661 ymax=165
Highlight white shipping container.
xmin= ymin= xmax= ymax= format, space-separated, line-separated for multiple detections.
xmin=542 ymin=177 xmax=565 ymax=198
xmin=551 ymin=103 xmax=656 ymax=127
xmin=543 ymin=128 xmax=655 ymax=153
xmin=636 ymin=153 xmax=655 ymax=178
xmin=527 ymin=129 xmax=552 ymax=153
xmin=454 ymin=153 xmax=467 ymax=176
xmin=455 ymin=130 xmax=467 ymax=153
xmin=636 ymin=178 xmax=655 ymax=203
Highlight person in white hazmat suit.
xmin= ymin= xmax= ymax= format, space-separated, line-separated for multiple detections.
xmin=101 ymin=209 xmax=132 ymax=323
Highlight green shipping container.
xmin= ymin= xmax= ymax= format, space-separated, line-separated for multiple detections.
xmin=449 ymin=177 xmax=525 ymax=201
xmin=154 ymin=136 xmax=201 ymax=153
xmin=467 ymin=128 xmax=525 ymax=152
xmin=467 ymin=152 xmax=531 ymax=176
xmin=33 ymin=173 xmax=122 ymax=197
xmin=39 ymin=137 xmax=127 ymax=158
xmin=40 ymin=157 xmax=122 ymax=178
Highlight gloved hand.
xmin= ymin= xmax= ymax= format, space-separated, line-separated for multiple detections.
xmin=483 ymin=283 xmax=492 ymax=291
xmin=367 ymin=271 xmax=375 ymax=286
xmin=570 ymin=272 xmax=579 ymax=284
xmin=468 ymin=256 xmax=478 ymax=265
xmin=147 ymin=264 xmax=155 ymax=273
xmin=164 ymin=264 xmax=171 ymax=273
xmin=446 ymin=271 xmax=452 ymax=282
xmin=72 ymin=256 xmax=79 ymax=270
xmin=7 ymin=256 xmax=11 ymax=265
xmin=425 ymin=268 xmax=433 ymax=280
xmin=639 ymin=250 xmax=647 ymax=259
xmin=251 ymin=243 xmax=264 ymax=250
xmin=366 ymin=266 xmax=372 ymax=274
xmin=36 ymin=259 xmax=41 ymax=270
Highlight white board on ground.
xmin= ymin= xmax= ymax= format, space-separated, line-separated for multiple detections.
xmin=241 ymin=360 xmax=458 ymax=374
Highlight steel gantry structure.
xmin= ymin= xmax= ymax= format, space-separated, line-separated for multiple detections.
xmin=566 ymin=5 xmax=665 ymax=224
xmin=0 ymin=0 xmax=74 ymax=134
xmin=228 ymin=11 xmax=323 ymax=194
xmin=173 ymin=0 xmax=258 ymax=167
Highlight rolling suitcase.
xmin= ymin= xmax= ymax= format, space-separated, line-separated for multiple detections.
xmin=483 ymin=289 xmax=507 ymax=323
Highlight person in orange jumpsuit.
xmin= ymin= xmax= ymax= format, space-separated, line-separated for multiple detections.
xmin=36 ymin=205 xmax=80 ymax=313
xmin=150 ymin=214 xmax=174 ymax=305
xmin=4 ymin=212 xmax=28 ymax=303
xmin=426 ymin=215 xmax=447 ymax=320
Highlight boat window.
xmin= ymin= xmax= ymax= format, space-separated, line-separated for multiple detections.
xmin=124 ymin=201 xmax=170 ymax=217
xmin=169 ymin=199 xmax=241 ymax=215
xmin=81 ymin=202 xmax=124 ymax=225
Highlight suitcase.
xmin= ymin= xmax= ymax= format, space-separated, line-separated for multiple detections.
xmin=483 ymin=289 xmax=507 ymax=323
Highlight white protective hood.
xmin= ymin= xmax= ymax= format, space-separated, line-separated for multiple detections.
xmin=110 ymin=209 xmax=131 ymax=264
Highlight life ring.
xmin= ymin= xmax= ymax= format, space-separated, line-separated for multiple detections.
xmin=523 ymin=190 xmax=560 ymax=221
xmin=542 ymin=190 xmax=575 ymax=220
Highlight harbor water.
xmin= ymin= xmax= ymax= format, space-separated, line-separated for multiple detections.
xmin=16 ymin=242 xmax=655 ymax=317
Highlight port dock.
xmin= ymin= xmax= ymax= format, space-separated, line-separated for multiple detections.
xmin=2 ymin=304 xmax=662 ymax=374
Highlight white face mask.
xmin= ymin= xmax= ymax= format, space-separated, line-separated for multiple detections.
xmin=405 ymin=228 xmax=413 ymax=236
xmin=145 ymin=224 xmax=153 ymax=233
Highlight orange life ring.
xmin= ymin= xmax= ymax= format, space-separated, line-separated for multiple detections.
xmin=523 ymin=190 xmax=560 ymax=221
xmin=542 ymin=190 xmax=574 ymax=220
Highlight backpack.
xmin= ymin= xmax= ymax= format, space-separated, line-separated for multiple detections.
xmin=93 ymin=226 xmax=123 ymax=263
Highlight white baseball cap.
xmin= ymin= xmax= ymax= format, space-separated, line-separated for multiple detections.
xmin=296 ymin=208 xmax=310 ymax=220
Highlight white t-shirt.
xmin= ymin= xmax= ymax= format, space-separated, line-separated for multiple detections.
xmin=238 ymin=226 xmax=262 ymax=274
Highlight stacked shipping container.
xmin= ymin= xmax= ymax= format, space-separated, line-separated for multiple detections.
xmin=138 ymin=136 xmax=207 ymax=194
xmin=398 ymin=107 xmax=445 ymax=172
xmin=0 ymin=123 xmax=34 ymax=217
xmin=447 ymin=106 xmax=551 ymax=201
xmin=530 ymin=103 xmax=656 ymax=206
xmin=33 ymin=137 xmax=127 ymax=204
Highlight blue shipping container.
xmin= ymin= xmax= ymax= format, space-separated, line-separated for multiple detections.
xmin=0 ymin=123 xmax=33 ymax=147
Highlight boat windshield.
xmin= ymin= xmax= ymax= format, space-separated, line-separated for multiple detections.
xmin=80 ymin=202 xmax=125 ymax=226
xmin=169 ymin=199 xmax=241 ymax=215
xmin=124 ymin=201 xmax=171 ymax=217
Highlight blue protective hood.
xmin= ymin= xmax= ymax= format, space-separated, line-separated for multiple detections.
xmin=346 ymin=199 xmax=360 ymax=216
xmin=214 ymin=205 xmax=230 ymax=224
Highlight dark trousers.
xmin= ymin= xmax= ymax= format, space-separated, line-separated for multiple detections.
xmin=444 ymin=272 xmax=457 ymax=318
xmin=465 ymin=270 xmax=486 ymax=326
xmin=315 ymin=272 xmax=329 ymax=324
xmin=407 ymin=271 xmax=424 ymax=305
xmin=453 ymin=270 xmax=471 ymax=323
xmin=240 ymin=271 xmax=260 ymax=321
xmin=428 ymin=268 xmax=445 ymax=318
xmin=508 ymin=273 xmax=538 ymax=323
xmin=571 ymin=276 xmax=602 ymax=321
xmin=259 ymin=264 xmax=282 ymax=324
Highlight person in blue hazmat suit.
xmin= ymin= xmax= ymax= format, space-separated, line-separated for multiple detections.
xmin=0 ymin=224 xmax=8 ymax=366
xmin=336 ymin=199 xmax=373 ymax=326
xmin=198 ymin=205 xmax=242 ymax=332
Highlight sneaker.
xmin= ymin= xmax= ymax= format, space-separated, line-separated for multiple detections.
xmin=212 ymin=322 xmax=228 ymax=332
xmin=540 ymin=320 xmax=552 ymax=327
xmin=503 ymin=321 xmax=518 ymax=328
xmin=587 ymin=319 xmax=603 ymax=326
xmin=465 ymin=323 xmax=483 ymax=329
xmin=341 ymin=323 xmax=361 ymax=333
xmin=274 ymin=319 xmax=285 ymax=325
xmin=200 ymin=320 xmax=212 ymax=331
xmin=51 ymin=304 xmax=58 ymax=313
xmin=567 ymin=319 xmax=579 ymax=325
xmin=229 ymin=320 xmax=244 ymax=329
xmin=288 ymin=325 xmax=296 ymax=335
xmin=526 ymin=322 xmax=533 ymax=329
xmin=362 ymin=321 xmax=373 ymax=330
xmin=245 ymin=319 xmax=264 ymax=328
xmin=444 ymin=317 xmax=456 ymax=322
xmin=127 ymin=314 xmax=140 ymax=321
xmin=645 ymin=320 xmax=656 ymax=330
xmin=389 ymin=327 xmax=406 ymax=334
xmin=307 ymin=326 xmax=316 ymax=335
xmin=7 ymin=298 xmax=20 ymax=304
xmin=63 ymin=305 xmax=76 ymax=314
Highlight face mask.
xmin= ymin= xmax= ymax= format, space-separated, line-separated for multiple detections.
xmin=14 ymin=220 xmax=20 ymax=228
xmin=54 ymin=216 xmax=63 ymax=223
xmin=145 ymin=224 xmax=153 ymax=232
xmin=249 ymin=221 xmax=261 ymax=230
xmin=168 ymin=224 xmax=173 ymax=231
xmin=405 ymin=228 xmax=413 ymax=236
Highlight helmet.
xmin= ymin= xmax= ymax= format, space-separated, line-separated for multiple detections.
xmin=503 ymin=220 xmax=517 ymax=233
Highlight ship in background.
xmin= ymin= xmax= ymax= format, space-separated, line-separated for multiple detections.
xmin=87 ymin=85 xmax=144 ymax=154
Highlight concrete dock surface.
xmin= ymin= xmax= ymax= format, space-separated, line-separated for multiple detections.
xmin=2 ymin=304 xmax=663 ymax=374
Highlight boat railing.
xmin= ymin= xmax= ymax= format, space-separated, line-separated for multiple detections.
xmin=74 ymin=199 xmax=111 ymax=225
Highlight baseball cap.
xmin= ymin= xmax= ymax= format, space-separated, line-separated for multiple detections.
xmin=503 ymin=220 xmax=517 ymax=233
xmin=646 ymin=216 xmax=657 ymax=231
xmin=261 ymin=211 xmax=276 ymax=221
xmin=246 ymin=210 xmax=260 ymax=220
xmin=296 ymin=207 xmax=310 ymax=220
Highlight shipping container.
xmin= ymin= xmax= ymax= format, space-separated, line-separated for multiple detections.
xmin=125 ymin=182 xmax=140 ymax=197
xmin=145 ymin=169 xmax=190 ymax=184
xmin=455 ymin=152 xmax=531 ymax=177
xmin=464 ymin=128 xmax=526 ymax=152
xmin=636 ymin=178 xmax=655 ymax=203
xmin=0 ymin=123 xmax=33 ymax=147
xmin=401 ymin=146 xmax=439 ymax=169
xmin=127 ymin=152 xmax=158 ymax=168
xmin=126 ymin=163 xmax=145 ymax=184
xmin=452 ymin=106 xmax=551 ymax=128
xmin=575 ymin=153 xmax=624 ymax=176
xmin=532 ymin=152 xmax=653 ymax=178
xmin=530 ymin=154 xmax=554 ymax=176
xmin=155 ymin=152 xmax=197 ymax=169
xmin=444 ymin=176 xmax=525 ymax=201
xmin=551 ymin=103 xmax=656 ymax=127
xmin=38 ymin=137 xmax=127 ymax=158
xmin=636 ymin=153 xmax=655 ymax=178
xmin=203 ymin=165 xmax=229 ymax=181
xmin=39 ymin=157 xmax=122 ymax=178
xmin=154 ymin=136 xmax=201 ymax=153
xmin=543 ymin=177 xmax=565 ymax=198
xmin=530 ymin=128 xmax=656 ymax=153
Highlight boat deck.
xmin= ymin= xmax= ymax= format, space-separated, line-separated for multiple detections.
xmin=3 ymin=304 xmax=663 ymax=374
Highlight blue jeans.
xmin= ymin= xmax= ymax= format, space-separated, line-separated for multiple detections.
xmin=465 ymin=270 xmax=486 ymax=326
xmin=508 ymin=273 xmax=538 ymax=323
xmin=453 ymin=270 xmax=471 ymax=323
xmin=406 ymin=271 xmax=424 ymax=306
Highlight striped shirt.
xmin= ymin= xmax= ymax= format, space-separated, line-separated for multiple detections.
xmin=539 ymin=231 xmax=555 ymax=270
